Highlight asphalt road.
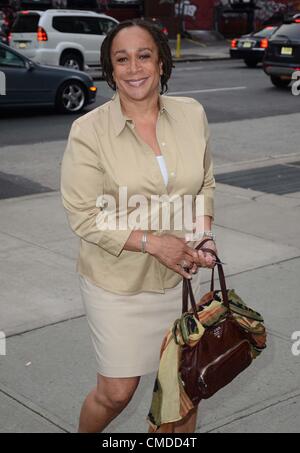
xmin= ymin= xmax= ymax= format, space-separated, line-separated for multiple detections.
xmin=0 ymin=59 xmax=299 ymax=147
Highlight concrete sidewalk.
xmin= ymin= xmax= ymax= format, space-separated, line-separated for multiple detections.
xmin=0 ymin=134 xmax=300 ymax=432
xmin=169 ymin=37 xmax=230 ymax=63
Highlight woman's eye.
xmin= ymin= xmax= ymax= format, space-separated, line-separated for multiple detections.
xmin=116 ymin=54 xmax=150 ymax=63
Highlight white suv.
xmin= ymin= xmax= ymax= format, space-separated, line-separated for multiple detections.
xmin=10 ymin=9 xmax=119 ymax=70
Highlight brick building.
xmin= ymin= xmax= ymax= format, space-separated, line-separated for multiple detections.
xmin=175 ymin=0 xmax=300 ymax=35
xmin=1 ymin=0 xmax=300 ymax=37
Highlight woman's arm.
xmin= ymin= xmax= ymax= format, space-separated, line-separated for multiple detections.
xmin=123 ymin=230 xmax=198 ymax=279
xmin=193 ymin=104 xmax=217 ymax=269
xmin=61 ymin=121 xmax=133 ymax=257
xmin=123 ymin=228 xmax=215 ymax=279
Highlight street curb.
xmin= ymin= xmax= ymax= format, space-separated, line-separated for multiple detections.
xmin=172 ymin=56 xmax=230 ymax=63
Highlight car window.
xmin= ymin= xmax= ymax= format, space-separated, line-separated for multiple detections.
xmin=253 ymin=27 xmax=276 ymax=38
xmin=53 ymin=17 xmax=74 ymax=33
xmin=53 ymin=16 xmax=100 ymax=34
xmin=0 ymin=48 xmax=26 ymax=68
xmin=271 ymin=23 xmax=300 ymax=40
xmin=11 ymin=13 xmax=40 ymax=33
xmin=19 ymin=0 xmax=52 ymax=6
xmin=98 ymin=19 xmax=117 ymax=35
xmin=68 ymin=0 xmax=98 ymax=7
xmin=73 ymin=17 xmax=100 ymax=34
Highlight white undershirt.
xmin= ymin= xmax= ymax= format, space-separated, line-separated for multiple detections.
xmin=156 ymin=155 xmax=168 ymax=187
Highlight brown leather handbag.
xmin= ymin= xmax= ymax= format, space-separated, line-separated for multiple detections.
xmin=179 ymin=239 xmax=266 ymax=406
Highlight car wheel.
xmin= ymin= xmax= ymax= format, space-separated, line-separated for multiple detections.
xmin=56 ymin=80 xmax=86 ymax=114
xmin=270 ymin=75 xmax=291 ymax=88
xmin=60 ymin=52 xmax=83 ymax=71
xmin=244 ymin=59 xmax=258 ymax=68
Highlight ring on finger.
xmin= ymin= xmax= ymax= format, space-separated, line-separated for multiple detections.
xmin=191 ymin=264 xmax=198 ymax=273
xmin=180 ymin=260 xmax=190 ymax=269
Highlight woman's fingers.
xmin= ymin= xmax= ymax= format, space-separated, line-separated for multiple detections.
xmin=196 ymin=250 xmax=217 ymax=268
xmin=196 ymin=250 xmax=206 ymax=266
xmin=182 ymin=244 xmax=216 ymax=269
xmin=157 ymin=235 xmax=218 ymax=277
xmin=184 ymin=244 xmax=199 ymax=261
xmin=204 ymin=253 xmax=216 ymax=268
xmin=204 ymin=250 xmax=218 ymax=268
xmin=176 ymin=264 xmax=192 ymax=279
xmin=191 ymin=263 xmax=198 ymax=274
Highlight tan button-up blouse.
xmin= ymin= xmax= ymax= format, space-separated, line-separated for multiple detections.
xmin=60 ymin=93 xmax=215 ymax=295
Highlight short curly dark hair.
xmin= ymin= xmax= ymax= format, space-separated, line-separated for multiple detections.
xmin=100 ymin=19 xmax=173 ymax=95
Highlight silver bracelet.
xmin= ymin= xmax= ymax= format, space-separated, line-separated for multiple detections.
xmin=203 ymin=231 xmax=216 ymax=241
xmin=141 ymin=232 xmax=148 ymax=253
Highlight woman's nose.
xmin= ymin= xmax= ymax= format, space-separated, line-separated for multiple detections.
xmin=128 ymin=57 xmax=141 ymax=74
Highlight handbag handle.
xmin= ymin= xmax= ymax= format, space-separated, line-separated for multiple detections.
xmin=182 ymin=239 xmax=230 ymax=317
xmin=195 ymin=238 xmax=227 ymax=299
xmin=194 ymin=238 xmax=215 ymax=292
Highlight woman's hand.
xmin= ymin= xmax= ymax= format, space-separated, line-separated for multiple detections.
xmin=147 ymin=233 xmax=201 ymax=279
xmin=190 ymin=239 xmax=218 ymax=274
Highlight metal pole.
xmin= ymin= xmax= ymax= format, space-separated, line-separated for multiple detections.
xmin=176 ymin=31 xmax=181 ymax=58
xmin=176 ymin=0 xmax=184 ymax=58
xmin=180 ymin=0 xmax=184 ymax=36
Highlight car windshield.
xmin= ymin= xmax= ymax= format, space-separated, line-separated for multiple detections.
xmin=253 ymin=27 xmax=276 ymax=38
xmin=11 ymin=13 xmax=40 ymax=33
xmin=271 ymin=23 xmax=300 ymax=40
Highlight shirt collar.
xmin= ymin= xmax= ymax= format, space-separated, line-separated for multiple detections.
xmin=159 ymin=95 xmax=178 ymax=122
xmin=109 ymin=91 xmax=178 ymax=137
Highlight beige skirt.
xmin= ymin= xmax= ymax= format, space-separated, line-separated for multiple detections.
xmin=79 ymin=273 xmax=202 ymax=378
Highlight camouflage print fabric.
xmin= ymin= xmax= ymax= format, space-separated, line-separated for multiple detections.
xmin=147 ymin=289 xmax=267 ymax=431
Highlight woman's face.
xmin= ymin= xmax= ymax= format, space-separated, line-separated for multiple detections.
xmin=110 ymin=26 xmax=163 ymax=103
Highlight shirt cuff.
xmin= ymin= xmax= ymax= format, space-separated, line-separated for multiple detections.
xmin=98 ymin=229 xmax=134 ymax=257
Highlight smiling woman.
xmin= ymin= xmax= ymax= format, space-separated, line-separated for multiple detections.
xmin=61 ymin=18 xmax=216 ymax=434
xmin=101 ymin=19 xmax=173 ymax=95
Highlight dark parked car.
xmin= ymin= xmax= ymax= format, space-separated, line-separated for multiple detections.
xmin=263 ymin=18 xmax=300 ymax=87
xmin=0 ymin=42 xmax=97 ymax=112
xmin=230 ymin=26 xmax=277 ymax=67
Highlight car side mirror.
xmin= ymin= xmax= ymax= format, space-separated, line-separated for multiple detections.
xmin=25 ymin=60 xmax=35 ymax=71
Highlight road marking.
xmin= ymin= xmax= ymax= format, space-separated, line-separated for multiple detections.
xmin=168 ymin=86 xmax=247 ymax=95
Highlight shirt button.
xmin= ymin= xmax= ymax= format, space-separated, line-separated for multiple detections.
xmin=170 ymin=171 xmax=175 ymax=177
xmin=161 ymin=142 xmax=166 ymax=147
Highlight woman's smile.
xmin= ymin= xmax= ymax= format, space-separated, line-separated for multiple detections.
xmin=125 ymin=77 xmax=149 ymax=88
